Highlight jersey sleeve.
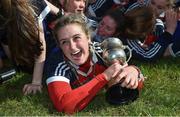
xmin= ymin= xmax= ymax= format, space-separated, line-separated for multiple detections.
xmin=125 ymin=31 xmax=173 ymax=61
xmin=44 ymin=48 xmax=65 ymax=78
xmin=169 ymin=21 xmax=180 ymax=57
xmin=47 ymin=71 xmax=108 ymax=114
xmin=88 ymin=0 xmax=115 ymax=18
xmin=125 ymin=0 xmax=150 ymax=13
xmin=31 ymin=0 xmax=50 ymax=23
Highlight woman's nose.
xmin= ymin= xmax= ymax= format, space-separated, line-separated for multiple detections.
xmin=69 ymin=41 xmax=76 ymax=50
xmin=79 ymin=2 xmax=85 ymax=9
xmin=99 ymin=25 xmax=106 ymax=33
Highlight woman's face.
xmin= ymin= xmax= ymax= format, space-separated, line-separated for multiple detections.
xmin=66 ymin=0 xmax=86 ymax=14
xmin=97 ymin=15 xmax=117 ymax=37
xmin=57 ymin=24 xmax=90 ymax=65
xmin=149 ymin=0 xmax=170 ymax=16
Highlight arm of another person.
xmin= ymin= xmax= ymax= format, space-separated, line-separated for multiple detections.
xmin=44 ymin=0 xmax=59 ymax=15
xmin=23 ymin=22 xmax=46 ymax=95
xmin=163 ymin=10 xmax=179 ymax=57
xmin=23 ymin=0 xmax=52 ymax=95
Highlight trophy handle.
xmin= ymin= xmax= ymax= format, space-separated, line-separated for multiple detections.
xmin=123 ymin=45 xmax=132 ymax=63
xmin=90 ymin=42 xmax=107 ymax=64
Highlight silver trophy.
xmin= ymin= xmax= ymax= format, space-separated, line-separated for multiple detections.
xmin=100 ymin=37 xmax=132 ymax=66
xmin=99 ymin=38 xmax=139 ymax=105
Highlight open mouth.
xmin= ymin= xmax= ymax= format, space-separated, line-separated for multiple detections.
xmin=76 ymin=10 xmax=83 ymax=13
xmin=71 ymin=50 xmax=82 ymax=60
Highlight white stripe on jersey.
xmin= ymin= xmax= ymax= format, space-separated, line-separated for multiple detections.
xmin=46 ymin=76 xmax=70 ymax=85
xmin=134 ymin=41 xmax=161 ymax=58
xmin=58 ymin=64 xmax=69 ymax=76
xmin=62 ymin=67 xmax=71 ymax=76
xmin=88 ymin=5 xmax=97 ymax=17
xmin=55 ymin=61 xmax=65 ymax=76
xmin=127 ymin=40 xmax=162 ymax=58
xmin=55 ymin=61 xmax=70 ymax=76
xmin=154 ymin=19 xmax=165 ymax=36
xmin=91 ymin=0 xmax=106 ymax=11
xmin=38 ymin=6 xmax=50 ymax=23
xmin=156 ymin=19 xmax=164 ymax=26
xmin=125 ymin=0 xmax=150 ymax=13
xmin=129 ymin=40 xmax=161 ymax=57
xmin=168 ymin=43 xmax=180 ymax=57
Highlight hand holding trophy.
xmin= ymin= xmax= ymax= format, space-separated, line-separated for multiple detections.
xmin=93 ymin=37 xmax=139 ymax=105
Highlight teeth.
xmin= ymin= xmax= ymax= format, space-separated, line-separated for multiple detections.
xmin=72 ymin=50 xmax=80 ymax=55
xmin=77 ymin=10 xmax=83 ymax=13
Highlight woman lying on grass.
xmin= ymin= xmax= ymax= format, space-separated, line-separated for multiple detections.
xmin=44 ymin=14 xmax=144 ymax=114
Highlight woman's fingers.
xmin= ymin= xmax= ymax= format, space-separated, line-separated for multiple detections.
xmin=23 ymin=84 xmax=42 ymax=95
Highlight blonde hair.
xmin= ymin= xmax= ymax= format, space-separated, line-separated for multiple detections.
xmin=54 ymin=14 xmax=91 ymax=43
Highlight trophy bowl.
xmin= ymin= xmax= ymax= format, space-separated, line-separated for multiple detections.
xmin=100 ymin=37 xmax=132 ymax=65
xmin=101 ymin=37 xmax=124 ymax=50
xmin=102 ymin=48 xmax=127 ymax=65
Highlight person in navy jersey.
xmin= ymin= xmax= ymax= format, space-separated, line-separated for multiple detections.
xmin=44 ymin=14 xmax=144 ymax=114
xmin=92 ymin=6 xmax=179 ymax=62
xmin=0 ymin=0 xmax=50 ymax=95
xmin=86 ymin=0 xmax=149 ymax=20
xmin=125 ymin=0 xmax=180 ymax=58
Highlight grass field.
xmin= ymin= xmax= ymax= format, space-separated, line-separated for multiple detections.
xmin=0 ymin=58 xmax=179 ymax=116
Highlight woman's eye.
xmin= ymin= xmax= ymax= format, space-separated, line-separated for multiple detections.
xmin=60 ymin=41 xmax=68 ymax=45
xmin=157 ymin=7 xmax=163 ymax=10
xmin=74 ymin=36 xmax=81 ymax=40
xmin=100 ymin=21 xmax=104 ymax=26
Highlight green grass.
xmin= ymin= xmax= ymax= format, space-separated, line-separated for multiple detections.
xmin=0 ymin=58 xmax=180 ymax=116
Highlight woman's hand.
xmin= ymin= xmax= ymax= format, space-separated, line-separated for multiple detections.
xmin=23 ymin=83 xmax=42 ymax=95
xmin=108 ymin=66 xmax=139 ymax=89
xmin=119 ymin=66 xmax=139 ymax=89
xmin=102 ymin=62 xmax=123 ymax=81
xmin=165 ymin=9 xmax=178 ymax=35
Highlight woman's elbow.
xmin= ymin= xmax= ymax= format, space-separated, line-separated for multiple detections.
xmin=54 ymin=101 xmax=79 ymax=115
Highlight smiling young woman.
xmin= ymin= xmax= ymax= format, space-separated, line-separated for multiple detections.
xmin=44 ymin=14 xmax=144 ymax=114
